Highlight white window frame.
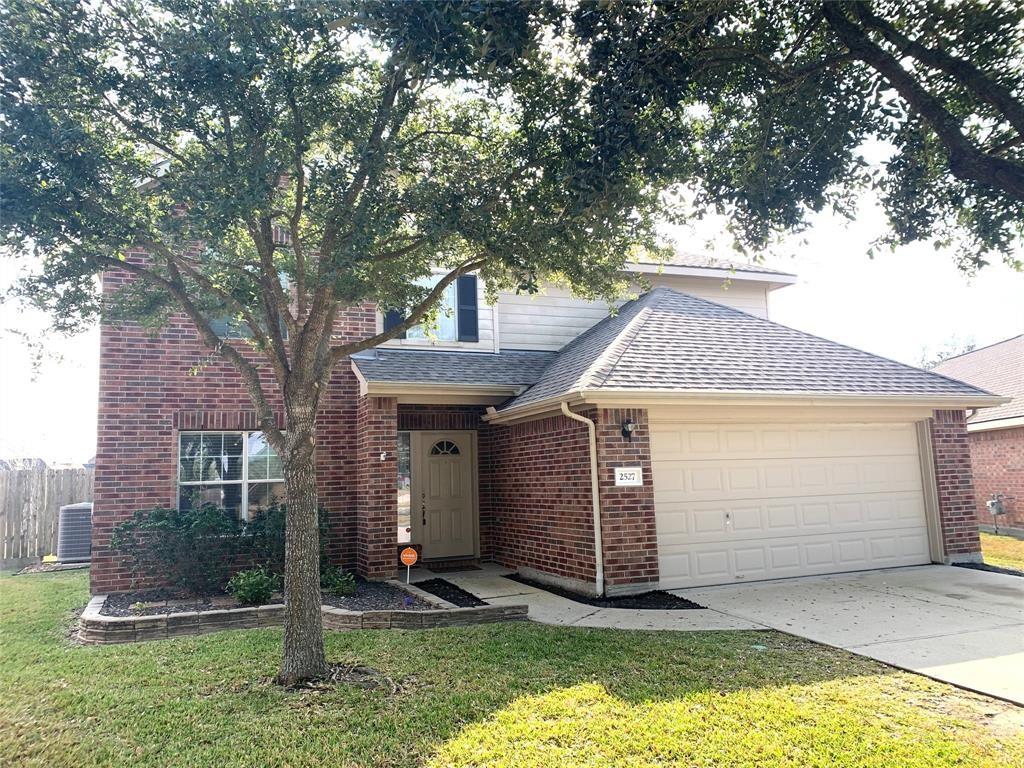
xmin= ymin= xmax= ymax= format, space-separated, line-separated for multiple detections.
xmin=177 ymin=430 xmax=284 ymax=521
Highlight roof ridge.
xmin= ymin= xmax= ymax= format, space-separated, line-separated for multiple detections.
xmin=650 ymin=287 xmax=998 ymax=398
xmin=586 ymin=290 xmax=665 ymax=389
xmin=935 ymin=333 xmax=1024 ymax=364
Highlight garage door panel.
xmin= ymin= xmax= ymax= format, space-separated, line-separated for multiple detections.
xmin=651 ymin=420 xmax=932 ymax=589
xmin=658 ymin=527 xmax=931 ymax=590
xmin=655 ymin=423 xmax=921 ymax=461
xmin=661 ymin=492 xmax=925 ymax=543
xmin=654 ymin=455 xmax=923 ymax=502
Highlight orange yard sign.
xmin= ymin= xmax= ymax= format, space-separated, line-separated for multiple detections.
xmin=400 ymin=547 xmax=418 ymax=567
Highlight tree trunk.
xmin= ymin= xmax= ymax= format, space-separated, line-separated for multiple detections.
xmin=277 ymin=401 xmax=329 ymax=686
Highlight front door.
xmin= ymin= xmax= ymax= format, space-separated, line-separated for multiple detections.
xmin=412 ymin=431 xmax=477 ymax=560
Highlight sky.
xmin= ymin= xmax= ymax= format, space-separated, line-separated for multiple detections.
xmin=2 ymin=195 xmax=1023 ymax=465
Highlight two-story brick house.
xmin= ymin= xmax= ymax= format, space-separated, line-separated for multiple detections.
xmin=92 ymin=254 xmax=1004 ymax=597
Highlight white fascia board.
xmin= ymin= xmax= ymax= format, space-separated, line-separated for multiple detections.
xmin=624 ymin=262 xmax=798 ymax=287
xmin=967 ymin=415 xmax=1024 ymax=432
xmin=579 ymin=388 xmax=1011 ymax=409
xmin=484 ymin=388 xmax=1010 ymax=424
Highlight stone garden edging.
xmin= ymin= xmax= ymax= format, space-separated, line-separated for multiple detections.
xmin=78 ymin=582 xmax=528 ymax=645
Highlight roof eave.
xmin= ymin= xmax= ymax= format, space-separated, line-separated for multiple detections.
xmin=967 ymin=414 xmax=1024 ymax=432
xmin=624 ymin=262 xmax=798 ymax=288
xmin=484 ymin=388 xmax=1009 ymax=425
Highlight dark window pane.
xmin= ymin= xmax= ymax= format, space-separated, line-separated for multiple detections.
xmin=179 ymin=433 xmax=203 ymax=482
xmin=179 ymin=484 xmax=242 ymax=519
xmin=248 ymin=482 xmax=285 ymax=516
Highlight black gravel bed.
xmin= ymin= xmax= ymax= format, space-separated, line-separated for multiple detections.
xmin=954 ymin=561 xmax=1024 ymax=578
xmin=413 ymin=578 xmax=487 ymax=607
xmin=321 ymin=579 xmax=434 ymax=611
xmin=507 ymin=574 xmax=706 ymax=610
xmin=101 ymin=588 xmax=280 ymax=617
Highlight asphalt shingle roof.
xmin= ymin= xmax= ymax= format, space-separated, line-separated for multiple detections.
xmin=503 ymin=288 xmax=995 ymax=409
xmin=933 ymin=335 xmax=1024 ymax=423
xmin=352 ymin=349 xmax=555 ymax=389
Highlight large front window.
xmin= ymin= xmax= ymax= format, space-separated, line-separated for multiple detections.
xmin=178 ymin=431 xmax=285 ymax=520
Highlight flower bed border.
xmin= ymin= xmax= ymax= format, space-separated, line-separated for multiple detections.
xmin=78 ymin=580 xmax=527 ymax=645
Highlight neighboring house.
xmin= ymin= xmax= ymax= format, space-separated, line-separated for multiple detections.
xmin=934 ymin=336 xmax=1024 ymax=534
xmin=91 ymin=255 xmax=1005 ymax=596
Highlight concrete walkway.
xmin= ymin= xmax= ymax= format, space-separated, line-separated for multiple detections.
xmin=410 ymin=564 xmax=761 ymax=631
xmin=673 ymin=565 xmax=1024 ymax=705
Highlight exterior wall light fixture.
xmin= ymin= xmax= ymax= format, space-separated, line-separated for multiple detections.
xmin=621 ymin=418 xmax=636 ymax=441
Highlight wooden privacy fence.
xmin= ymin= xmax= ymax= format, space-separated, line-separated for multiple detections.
xmin=0 ymin=460 xmax=94 ymax=568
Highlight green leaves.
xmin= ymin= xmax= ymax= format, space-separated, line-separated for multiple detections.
xmin=1 ymin=0 xmax=665 ymax=342
xmin=571 ymin=0 xmax=1024 ymax=269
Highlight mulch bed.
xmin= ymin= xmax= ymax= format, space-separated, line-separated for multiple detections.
xmin=413 ymin=578 xmax=487 ymax=607
xmin=321 ymin=580 xmax=433 ymax=611
xmin=954 ymin=561 xmax=1024 ymax=578
xmin=508 ymin=574 xmax=706 ymax=610
xmin=101 ymin=588 xmax=283 ymax=617
xmin=102 ymin=579 xmax=432 ymax=617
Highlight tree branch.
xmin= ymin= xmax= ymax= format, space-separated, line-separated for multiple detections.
xmin=822 ymin=1 xmax=1024 ymax=201
xmin=852 ymin=1 xmax=1024 ymax=138
xmin=328 ymin=259 xmax=486 ymax=363
xmin=99 ymin=254 xmax=285 ymax=450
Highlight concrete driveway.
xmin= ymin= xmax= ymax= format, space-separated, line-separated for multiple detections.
xmin=673 ymin=565 xmax=1024 ymax=705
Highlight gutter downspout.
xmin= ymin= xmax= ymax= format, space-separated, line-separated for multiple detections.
xmin=561 ymin=401 xmax=605 ymax=597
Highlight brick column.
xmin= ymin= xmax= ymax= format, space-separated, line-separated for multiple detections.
xmin=930 ymin=410 xmax=982 ymax=562
xmin=595 ymin=408 xmax=659 ymax=595
xmin=355 ymin=395 xmax=398 ymax=579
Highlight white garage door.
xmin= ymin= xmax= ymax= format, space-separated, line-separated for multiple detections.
xmin=651 ymin=421 xmax=932 ymax=589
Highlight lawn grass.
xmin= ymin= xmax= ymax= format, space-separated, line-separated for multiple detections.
xmin=981 ymin=531 xmax=1024 ymax=571
xmin=1 ymin=571 xmax=1021 ymax=767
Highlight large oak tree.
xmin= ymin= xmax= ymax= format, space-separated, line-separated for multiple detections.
xmin=572 ymin=0 xmax=1024 ymax=269
xmin=0 ymin=0 xmax=667 ymax=684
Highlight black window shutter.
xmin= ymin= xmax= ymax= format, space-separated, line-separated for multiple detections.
xmin=456 ymin=275 xmax=479 ymax=342
xmin=383 ymin=309 xmax=406 ymax=339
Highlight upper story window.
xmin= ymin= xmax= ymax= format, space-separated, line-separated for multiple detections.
xmin=177 ymin=431 xmax=284 ymax=520
xmin=383 ymin=274 xmax=478 ymax=343
xmin=407 ymin=277 xmax=457 ymax=341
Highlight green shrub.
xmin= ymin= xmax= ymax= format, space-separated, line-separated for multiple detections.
xmin=243 ymin=502 xmax=331 ymax=577
xmin=321 ymin=565 xmax=357 ymax=596
xmin=111 ymin=501 xmax=340 ymax=597
xmin=110 ymin=504 xmax=242 ymax=596
xmin=226 ymin=567 xmax=279 ymax=605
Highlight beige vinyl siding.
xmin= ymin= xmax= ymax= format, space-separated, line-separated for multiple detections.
xmin=497 ymin=286 xmax=614 ymax=352
xmin=497 ymin=277 xmax=771 ymax=351
xmin=380 ymin=275 xmax=497 ymax=352
xmin=644 ymin=275 xmax=770 ymax=318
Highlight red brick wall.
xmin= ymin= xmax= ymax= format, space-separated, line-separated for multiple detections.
xmin=930 ymin=410 xmax=982 ymax=561
xmin=355 ymin=396 xmax=398 ymax=579
xmin=91 ymin=259 xmax=375 ymax=594
xmin=968 ymin=426 xmax=1024 ymax=531
xmin=488 ymin=414 xmax=597 ymax=587
xmin=595 ymin=408 xmax=659 ymax=593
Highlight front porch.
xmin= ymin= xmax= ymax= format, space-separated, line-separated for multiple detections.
xmin=351 ymin=389 xmax=661 ymax=596
xmin=354 ymin=397 xmax=493 ymax=580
